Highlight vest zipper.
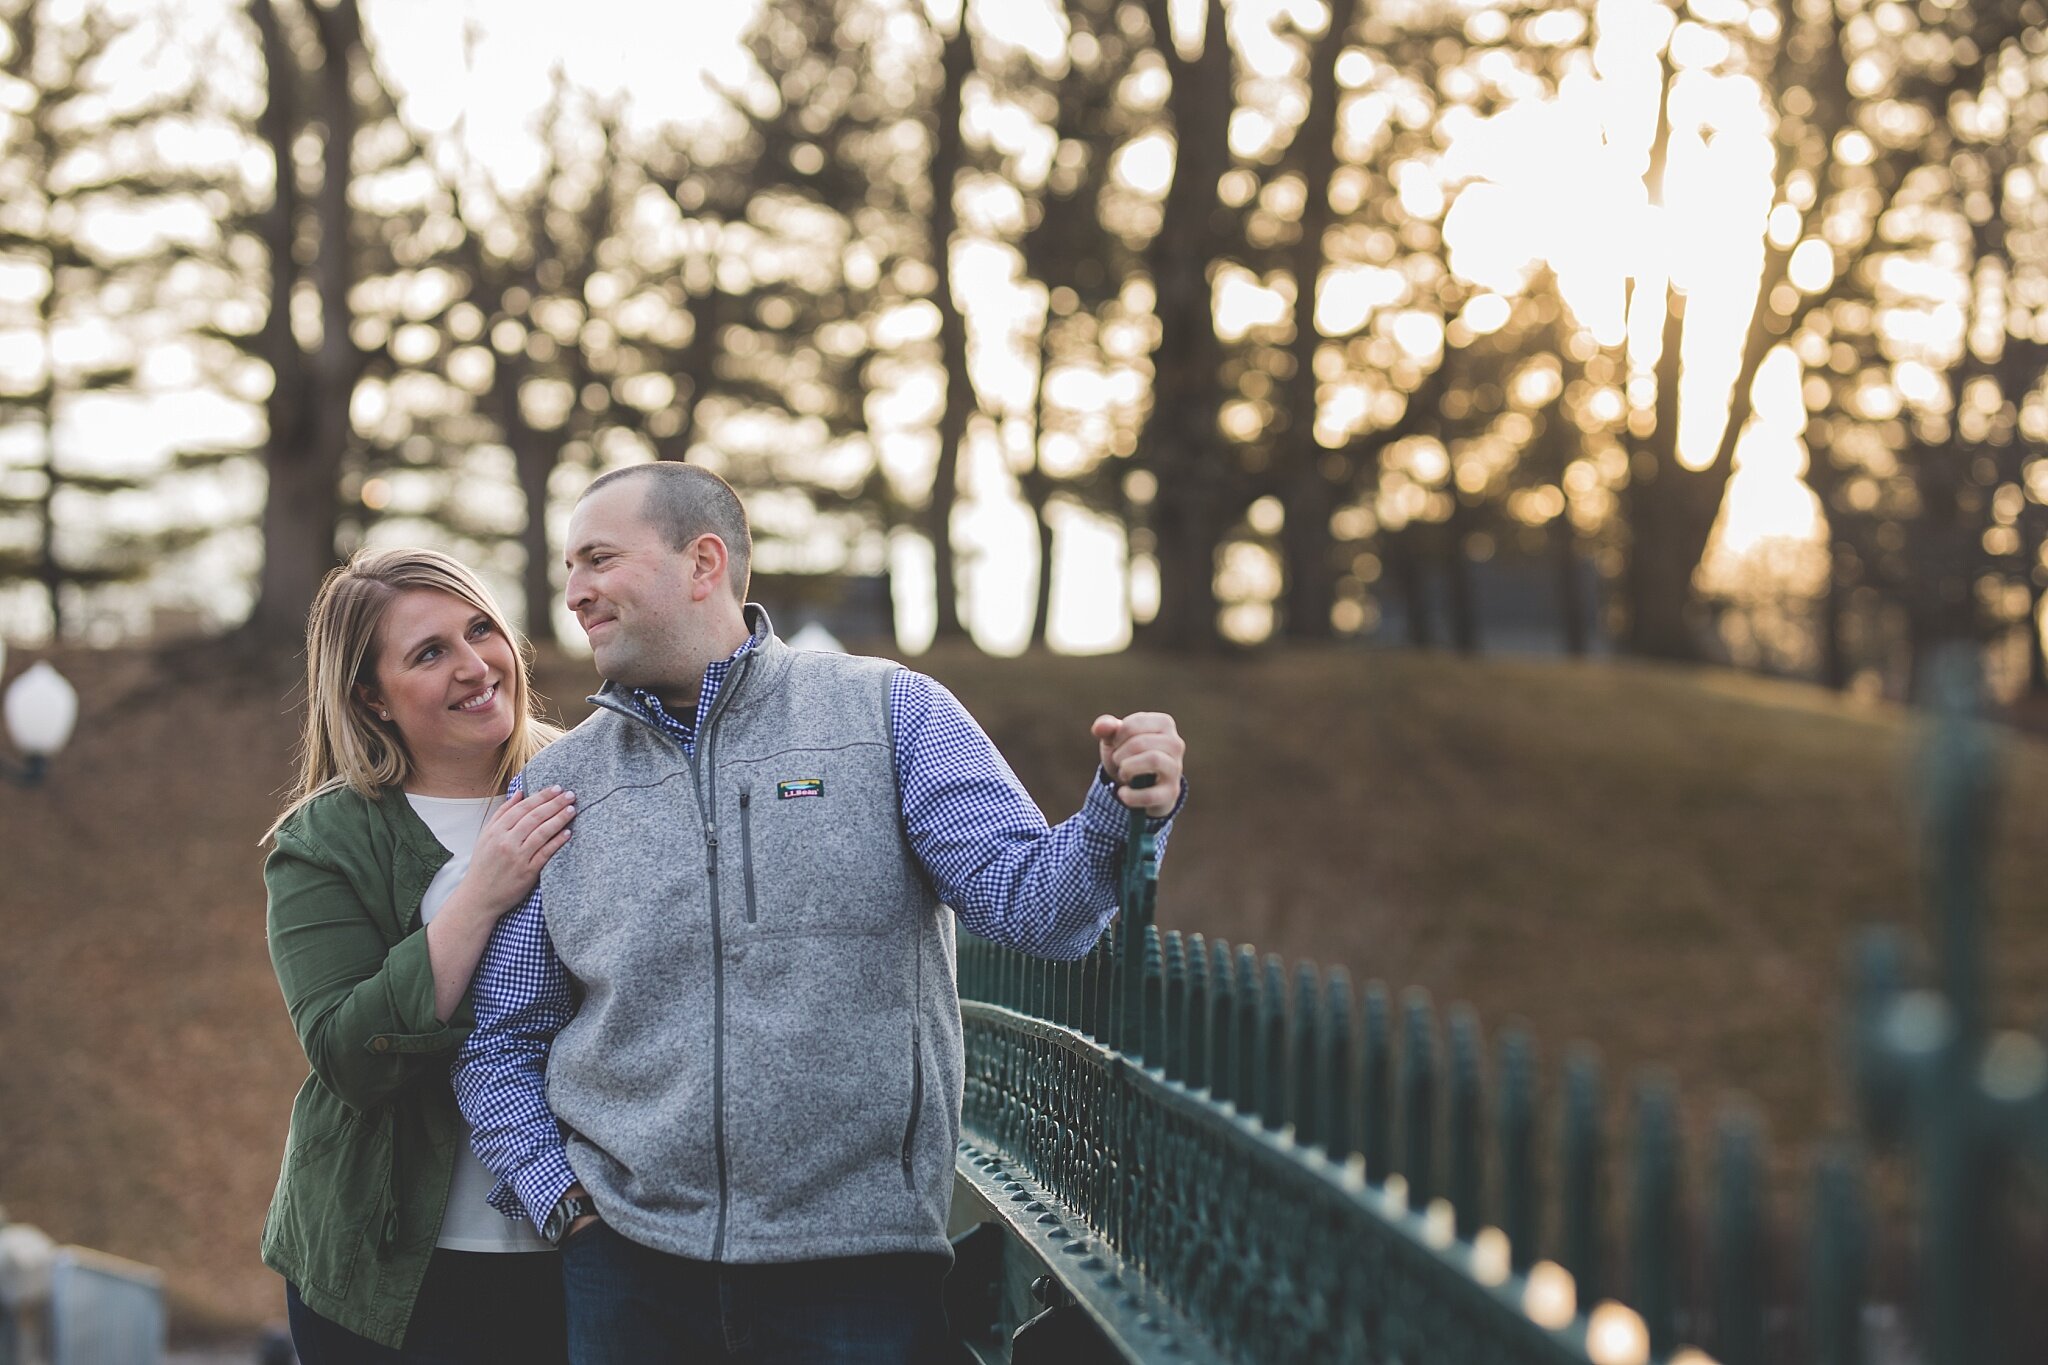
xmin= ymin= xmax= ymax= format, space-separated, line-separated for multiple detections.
xmin=688 ymin=650 xmax=751 ymax=1264
xmin=738 ymin=788 xmax=758 ymax=924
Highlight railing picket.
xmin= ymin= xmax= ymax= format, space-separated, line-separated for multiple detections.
xmin=1162 ymin=929 xmax=1187 ymax=1084
xmin=1234 ymin=945 xmax=1261 ymax=1117
xmin=1183 ymin=932 xmax=1209 ymax=1091
xmin=1059 ymin=950 xmax=1076 ymax=1031
xmin=1809 ymin=1144 xmax=1867 ymax=1365
xmin=1261 ymin=953 xmax=1289 ymax=1131
xmin=1561 ymin=1045 xmax=1604 ymax=1300
xmin=1138 ymin=925 xmax=1164 ymax=1068
xmin=1449 ymin=1004 xmax=1483 ymax=1239
xmin=1292 ymin=962 xmax=1320 ymax=1147
xmin=1208 ymin=939 xmax=1237 ymax=1107
xmin=1498 ymin=1025 xmax=1537 ymax=1272
xmin=1321 ymin=968 xmax=1356 ymax=1161
xmin=1631 ymin=1074 xmax=1681 ymax=1359
xmin=1084 ymin=934 xmax=1107 ymax=1041
xmin=1711 ymin=1107 xmax=1765 ymax=1365
xmin=1401 ymin=988 xmax=1438 ymax=1205
xmin=1362 ymin=981 xmax=1392 ymax=1182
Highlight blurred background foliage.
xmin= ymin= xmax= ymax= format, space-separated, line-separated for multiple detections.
xmin=0 ymin=0 xmax=2044 ymax=694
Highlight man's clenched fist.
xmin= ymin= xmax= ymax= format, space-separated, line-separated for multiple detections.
xmin=1091 ymin=712 xmax=1185 ymax=816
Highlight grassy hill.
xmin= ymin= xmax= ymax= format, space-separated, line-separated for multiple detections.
xmin=2 ymin=641 xmax=2044 ymax=1339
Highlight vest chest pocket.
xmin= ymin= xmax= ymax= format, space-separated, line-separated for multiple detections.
xmin=738 ymin=787 xmax=759 ymax=924
xmin=731 ymin=774 xmax=899 ymax=937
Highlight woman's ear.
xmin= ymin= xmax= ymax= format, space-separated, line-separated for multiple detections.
xmin=354 ymin=682 xmax=390 ymax=723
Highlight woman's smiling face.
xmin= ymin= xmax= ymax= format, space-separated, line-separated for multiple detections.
xmin=359 ymin=588 xmax=519 ymax=777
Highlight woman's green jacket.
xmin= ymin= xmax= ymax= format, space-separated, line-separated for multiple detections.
xmin=260 ymin=784 xmax=479 ymax=1349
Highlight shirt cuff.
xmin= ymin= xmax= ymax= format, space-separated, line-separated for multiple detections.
xmin=511 ymin=1150 xmax=580 ymax=1232
xmin=1086 ymin=768 xmax=1186 ymax=833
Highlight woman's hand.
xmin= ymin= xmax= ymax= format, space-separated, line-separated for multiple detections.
xmin=463 ymin=786 xmax=577 ymax=917
xmin=425 ymin=786 xmax=575 ymax=1023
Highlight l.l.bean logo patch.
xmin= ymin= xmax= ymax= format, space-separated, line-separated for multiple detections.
xmin=777 ymin=777 xmax=824 ymax=800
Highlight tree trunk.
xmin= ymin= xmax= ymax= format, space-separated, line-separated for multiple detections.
xmin=1027 ymin=475 xmax=1056 ymax=649
xmin=18 ymin=7 xmax=61 ymax=637
xmin=1804 ymin=430 xmax=1850 ymax=691
xmin=34 ymin=249 xmax=60 ymax=637
xmin=1024 ymin=307 xmax=1056 ymax=648
xmin=1443 ymin=512 xmax=1479 ymax=656
xmin=1621 ymin=280 xmax=1722 ymax=660
xmin=656 ymin=284 xmax=722 ymax=463
xmin=2029 ymin=576 xmax=2047 ymax=698
xmin=1553 ymin=515 xmax=1588 ymax=658
xmin=925 ymin=19 xmax=974 ymax=643
xmin=1134 ymin=0 xmax=1233 ymax=651
xmin=302 ymin=0 xmax=363 ymax=589
xmin=1147 ymin=480 xmax=1225 ymax=650
xmin=1901 ymin=434 xmax=1978 ymax=694
xmin=244 ymin=0 xmax=326 ymax=645
xmin=1386 ymin=530 xmax=1432 ymax=648
xmin=1819 ymin=550 xmax=1849 ymax=692
xmin=506 ymin=397 xmax=555 ymax=638
xmin=1276 ymin=0 xmax=1360 ymax=641
xmin=1616 ymin=56 xmax=1741 ymax=664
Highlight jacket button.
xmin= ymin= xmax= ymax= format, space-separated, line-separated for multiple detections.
xmin=371 ymin=1037 xmax=391 ymax=1053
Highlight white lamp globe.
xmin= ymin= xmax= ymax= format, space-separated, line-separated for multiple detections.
xmin=5 ymin=662 xmax=78 ymax=758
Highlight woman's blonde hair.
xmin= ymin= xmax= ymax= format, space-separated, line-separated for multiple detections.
xmin=263 ymin=547 xmax=563 ymax=843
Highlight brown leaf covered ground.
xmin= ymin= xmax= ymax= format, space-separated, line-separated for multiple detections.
xmin=2 ymin=641 xmax=2045 ymax=1342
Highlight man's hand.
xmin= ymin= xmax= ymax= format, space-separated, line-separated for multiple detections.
xmin=1091 ymin=712 xmax=1185 ymax=816
xmin=564 ymin=1183 xmax=600 ymax=1243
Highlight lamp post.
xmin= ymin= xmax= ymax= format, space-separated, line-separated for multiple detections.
xmin=0 ymin=639 xmax=78 ymax=785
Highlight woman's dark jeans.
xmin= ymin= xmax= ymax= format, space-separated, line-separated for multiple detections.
xmin=286 ymin=1248 xmax=566 ymax=1364
xmin=560 ymin=1221 xmax=950 ymax=1365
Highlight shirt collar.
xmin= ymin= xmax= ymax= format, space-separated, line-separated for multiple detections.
xmin=626 ymin=630 xmax=759 ymax=738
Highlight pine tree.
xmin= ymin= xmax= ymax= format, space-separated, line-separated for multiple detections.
xmin=0 ymin=0 xmax=239 ymax=639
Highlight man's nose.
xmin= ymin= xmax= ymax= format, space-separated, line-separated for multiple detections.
xmin=566 ymin=569 xmax=592 ymax=613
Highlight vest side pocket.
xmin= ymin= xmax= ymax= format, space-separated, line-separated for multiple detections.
xmin=900 ymin=1028 xmax=924 ymax=1192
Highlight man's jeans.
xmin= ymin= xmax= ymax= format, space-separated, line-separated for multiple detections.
xmin=560 ymin=1221 xmax=951 ymax=1365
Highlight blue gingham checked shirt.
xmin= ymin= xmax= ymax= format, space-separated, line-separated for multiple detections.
xmin=454 ymin=633 xmax=1185 ymax=1230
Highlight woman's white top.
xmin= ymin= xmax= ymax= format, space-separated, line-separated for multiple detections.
xmin=406 ymin=793 xmax=553 ymax=1254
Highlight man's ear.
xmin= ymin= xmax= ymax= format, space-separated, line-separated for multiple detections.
xmin=688 ymin=534 xmax=730 ymax=603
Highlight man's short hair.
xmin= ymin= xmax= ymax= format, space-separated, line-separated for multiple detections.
xmin=585 ymin=462 xmax=752 ymax=602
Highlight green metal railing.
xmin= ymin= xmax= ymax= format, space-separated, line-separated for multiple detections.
xmin=945 ymin=648 xmax=2046 ymax=1364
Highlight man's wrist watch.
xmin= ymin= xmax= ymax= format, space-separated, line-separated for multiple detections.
xmin=541 ymin=1192 xmax=598 ymax=1246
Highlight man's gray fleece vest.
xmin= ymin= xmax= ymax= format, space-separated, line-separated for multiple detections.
xmin=521 ymin=611 xmax=960 ymax=1263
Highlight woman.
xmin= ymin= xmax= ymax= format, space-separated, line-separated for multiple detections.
xmin=260 ymin=548 xmax=576 ymax=1362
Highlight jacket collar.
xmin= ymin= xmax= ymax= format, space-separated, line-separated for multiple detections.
xmin=375 ymin=783 xmax=456 ymax=900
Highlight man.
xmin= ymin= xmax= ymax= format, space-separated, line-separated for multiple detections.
xmin=455 ymin=462 xmax=1186 ymax=1363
